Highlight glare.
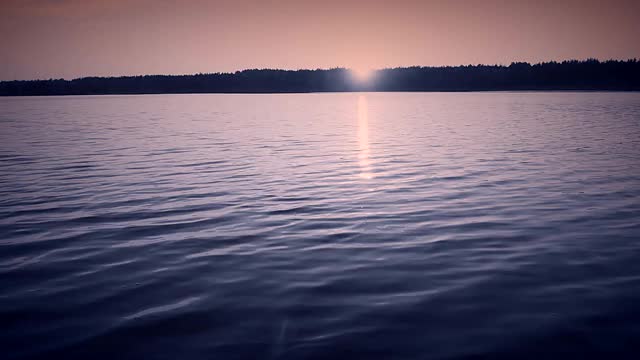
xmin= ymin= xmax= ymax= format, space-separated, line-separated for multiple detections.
xmin=351 ymin=67 xmax=374 ymax=83
xmin=357 ymin=95 xmax=373 ymax=179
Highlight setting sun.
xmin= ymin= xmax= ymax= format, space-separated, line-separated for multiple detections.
xmin=351 ymin=67 xmax=374 ymax=83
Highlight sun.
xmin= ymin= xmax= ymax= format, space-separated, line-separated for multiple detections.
xmin=351 ymin=67 xmax=374 ymax=83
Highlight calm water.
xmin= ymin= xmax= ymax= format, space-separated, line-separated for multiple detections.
xmin=1 ymin=92 xmax=640 ymax=359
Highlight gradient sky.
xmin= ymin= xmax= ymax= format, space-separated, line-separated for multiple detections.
xmin=1 ymin=0 xmax=639 ymax=80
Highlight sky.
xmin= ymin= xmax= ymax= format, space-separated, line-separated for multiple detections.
xmin=1 ymin=0 xmax=639 ymax=80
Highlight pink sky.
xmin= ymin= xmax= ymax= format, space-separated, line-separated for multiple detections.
xmin=1 ymin=0 xmax=639 ymax=80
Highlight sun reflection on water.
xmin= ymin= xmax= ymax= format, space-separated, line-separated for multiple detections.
xmin=357 ymin=95 xmax=373 ymax=179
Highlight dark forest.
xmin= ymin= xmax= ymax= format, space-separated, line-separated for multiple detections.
xmin=1 ymin=59 xmax=639 ymax=96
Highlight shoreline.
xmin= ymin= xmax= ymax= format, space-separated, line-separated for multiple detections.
xmin=1 ymin=89 xmax=640 ymax=98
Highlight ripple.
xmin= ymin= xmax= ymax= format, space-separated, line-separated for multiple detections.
xmin=124 ymin=296 xmax=201 ymax=320
xmin=1 ymin=92 xmax=639 ymax=359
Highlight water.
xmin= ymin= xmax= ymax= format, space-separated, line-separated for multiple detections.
xmin=1 ymin=92 xmax=639 ymax=359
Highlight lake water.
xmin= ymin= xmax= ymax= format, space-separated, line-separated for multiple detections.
xmin=1 ymin=92 xmax=640 ymax=359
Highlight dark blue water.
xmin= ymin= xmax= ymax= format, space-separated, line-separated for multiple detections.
xmin=1 ymin=92 xmax=640 ymax=359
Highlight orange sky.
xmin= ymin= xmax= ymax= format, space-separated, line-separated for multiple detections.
xmin=1 ymin=0 xmax=639 ymax=80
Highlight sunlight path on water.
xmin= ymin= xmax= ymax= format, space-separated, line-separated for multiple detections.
xmin=357 ymin=95 xmax=373 ymax=179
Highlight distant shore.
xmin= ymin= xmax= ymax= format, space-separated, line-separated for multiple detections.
xmin=2 ymin=59 xmax=639 ymax=96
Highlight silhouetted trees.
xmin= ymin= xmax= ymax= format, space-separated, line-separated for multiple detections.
xmin=1 ymin=59 xmax=639 ymax=96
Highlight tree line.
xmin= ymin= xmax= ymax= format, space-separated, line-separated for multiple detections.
xmin=1 ymin=59 xmax=639 ymax=96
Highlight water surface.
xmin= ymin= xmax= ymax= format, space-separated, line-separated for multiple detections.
xmin=1 ymin=92 xmax=640 ymax=359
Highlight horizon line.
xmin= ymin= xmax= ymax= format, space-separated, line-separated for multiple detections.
xmin=2 ymin=57 xmax=638 ymax=83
